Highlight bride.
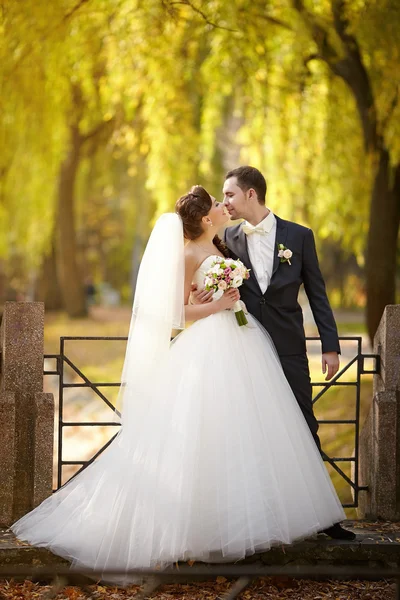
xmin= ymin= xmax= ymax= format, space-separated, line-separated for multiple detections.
xmin=11 ymin=185 xmax=345 ymax=584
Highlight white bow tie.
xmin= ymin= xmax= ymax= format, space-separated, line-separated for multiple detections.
xmin=242 ymin=223 xmax=266 ymax=235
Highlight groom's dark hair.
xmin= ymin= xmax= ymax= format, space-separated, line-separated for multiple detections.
xmin=225 ymin=166 xmax=267 ymax=204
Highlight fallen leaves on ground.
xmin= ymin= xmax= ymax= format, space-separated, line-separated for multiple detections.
xmin=0 ymin=577 xmax=396 ymax=600
xmin=347 ymin=520 xmax=400 ymax=532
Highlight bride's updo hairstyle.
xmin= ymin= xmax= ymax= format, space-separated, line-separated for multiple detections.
xmin=175 ymin=185 xmax=229 ymax=257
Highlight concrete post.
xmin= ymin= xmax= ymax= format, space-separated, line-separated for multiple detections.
xmin=358 ymin=305 xmax=400 ymax=519
xmin=33 ymin=393 xmax=55 ymax=507
xmin=0 ymin=391 xmax=16 ymax=526
xmin=0 ymin=302 xmax=54 ymax=526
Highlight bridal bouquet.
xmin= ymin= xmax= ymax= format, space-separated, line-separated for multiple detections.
xmin=204 ymin=258 xmax=250 ymax=326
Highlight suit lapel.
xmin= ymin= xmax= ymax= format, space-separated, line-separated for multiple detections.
xmin=271 ymin=216 xmax=288 ymax=278
xmin=230 ymin=225 xmax=262 ymax=295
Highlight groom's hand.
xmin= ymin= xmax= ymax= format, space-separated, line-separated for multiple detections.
xmin=322 ymin=352 xmax=340 ymax=381
xmin=190 ymin=283 xmax=214 ymax=304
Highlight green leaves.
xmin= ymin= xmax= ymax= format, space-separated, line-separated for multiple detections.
xmin=1 ymin=0 xmax=398 ymax=301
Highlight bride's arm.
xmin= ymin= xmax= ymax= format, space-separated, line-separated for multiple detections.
xmin=184 ymin=251 xmax=239 ymax=322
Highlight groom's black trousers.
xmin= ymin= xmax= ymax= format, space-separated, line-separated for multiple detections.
xmin=278 ymin=354 xmax=322 ymax=454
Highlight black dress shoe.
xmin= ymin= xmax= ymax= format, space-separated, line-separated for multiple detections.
xmin=321 ymin=523 xmax=356 ymax=540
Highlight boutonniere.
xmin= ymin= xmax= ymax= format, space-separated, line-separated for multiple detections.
xmin=277 ymin=243 xmax=293 ymax=265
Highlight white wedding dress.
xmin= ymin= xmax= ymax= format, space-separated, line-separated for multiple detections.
xmin=12 ymin=253 xmax=345 ymax=584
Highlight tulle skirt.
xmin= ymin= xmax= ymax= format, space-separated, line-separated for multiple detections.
xmin=11 ymin=311 xmax=345 ymax=584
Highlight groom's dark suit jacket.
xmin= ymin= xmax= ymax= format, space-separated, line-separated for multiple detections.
xmin=223 ymin=216 xmax=340 ymax=357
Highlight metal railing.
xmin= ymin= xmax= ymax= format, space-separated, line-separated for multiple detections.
xmin=44 ymin=335 xmax=379 ymax=505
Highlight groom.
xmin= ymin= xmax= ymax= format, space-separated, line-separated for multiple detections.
xmin=193 ymin=166 xmax=355 ymax=541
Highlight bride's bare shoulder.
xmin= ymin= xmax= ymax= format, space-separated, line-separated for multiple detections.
xmin=184 ymin=243 xmax=200 ymax=271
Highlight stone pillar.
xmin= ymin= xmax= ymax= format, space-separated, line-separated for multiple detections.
xmin=0 ymin=391 xmax=16 ymax=526
xmin=358 ymin=304 xmax=400 ymax=519
xmin=0 ymin=302 xmax=54 ymax=526
xmin=33 ymin=393 xmax=55 ymax=507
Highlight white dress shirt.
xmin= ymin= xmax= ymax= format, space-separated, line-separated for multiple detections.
xmin=243 ymin=210 xmax=276 ymax=295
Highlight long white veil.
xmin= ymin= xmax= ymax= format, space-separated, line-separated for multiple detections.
xmin=115 ymin=213 xmax=185 ymax=427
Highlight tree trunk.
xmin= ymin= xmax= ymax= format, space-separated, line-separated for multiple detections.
xmin=56 ymin=123 xmax=87 ymax=317
xmin=35 ymin=242 xmax=63 ymax=311
xmin=292 ymin=0 xmax=400 ymax=340
xmin=130 ymin=182 xmax=150 ymax=300
xmin=365 ymin=153 xmax=400 ymax=339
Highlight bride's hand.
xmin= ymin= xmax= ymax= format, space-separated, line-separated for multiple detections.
xmin=216 ymin=288 xmax=241 ymax=311
xmin=190 ymin=283 xmax=214 ymax=305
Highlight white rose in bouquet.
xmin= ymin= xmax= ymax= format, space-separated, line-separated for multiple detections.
xmin=232 ymin=275 xmax=243 ymax=288
xmin=205 ymin=276 xmax=214 ymax=288
xmin=211 ymin=265 xmax=223 ymax=275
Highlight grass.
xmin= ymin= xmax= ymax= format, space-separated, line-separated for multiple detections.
xmin=335 ymin=321 xmax=367 ymax=335
xmin=44 ymin=307 xmax=373 ymax=518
